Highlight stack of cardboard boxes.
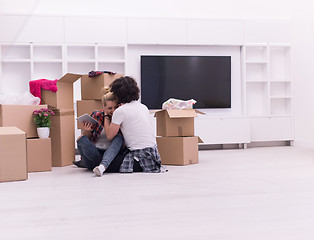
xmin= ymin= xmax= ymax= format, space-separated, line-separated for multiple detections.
xmin=155 ymin=109 xmax=203 ymax=165
xmin=76 ymin=73 xmax=123 ymax=128
xmin=0 ymin=104 xmax=52 ymax=182
xmin=41 ymin=72 xmax=123 ymax=166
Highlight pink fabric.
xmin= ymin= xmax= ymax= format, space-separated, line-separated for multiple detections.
xmin=29 ymin=79 xmax=58 ymax=103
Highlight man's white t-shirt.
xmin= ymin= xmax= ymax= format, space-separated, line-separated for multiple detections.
xmin=111 ymin=101 xmax=156 ymax=151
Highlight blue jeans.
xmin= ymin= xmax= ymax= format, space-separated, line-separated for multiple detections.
xmin=77 ymin=135 xmax=124 ymax=170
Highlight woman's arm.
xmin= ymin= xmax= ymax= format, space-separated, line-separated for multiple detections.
xmin=104 ymin=116 xmax=120 ymax=140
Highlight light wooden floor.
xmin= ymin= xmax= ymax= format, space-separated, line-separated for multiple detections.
xmin=1 ymin=146 xmax=314 ymax=240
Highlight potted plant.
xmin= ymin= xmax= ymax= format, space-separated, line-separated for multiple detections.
xmin=33 ymin=108 xmax=55 ymax=139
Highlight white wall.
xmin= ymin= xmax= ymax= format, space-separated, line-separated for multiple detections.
xmin=291 ymin=0 xmax=314 ymax=148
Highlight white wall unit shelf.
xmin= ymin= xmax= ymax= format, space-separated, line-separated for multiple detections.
xmin=242 ymin=44 xmax=293 ymax=142
xmin=0 ymin=43 xmax=126 ymax=92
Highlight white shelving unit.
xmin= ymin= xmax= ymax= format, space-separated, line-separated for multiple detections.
xmin=242 ymin=44 xmax=293 ymax=142
xmin=0 ymin=43 xmax=127 ymax=94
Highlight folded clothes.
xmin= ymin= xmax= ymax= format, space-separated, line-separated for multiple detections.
xmin=88 ymin=71 xmax=116 ymax=77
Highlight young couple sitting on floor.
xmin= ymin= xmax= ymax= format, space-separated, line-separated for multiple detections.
xmin=74 ymin=76 xmax=164 ymax=176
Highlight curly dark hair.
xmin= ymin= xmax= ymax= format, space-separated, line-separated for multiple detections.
xmin=109 ymin=76 xmax=140 ymax=104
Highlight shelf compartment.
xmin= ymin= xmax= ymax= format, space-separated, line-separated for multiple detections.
xmin=270 ymin=82 xmax=291 ymax=97
xmin=2 ymin=62 xmax=31 ymax=93
xmin=67 ymin=46 xmax=95 ymax=60
xmin=246 ymin=82 xmax=269 ymax=115
xmin=98 ymin=46 xmax=125 ymax=61
xmin=67 ymin=62 xmax=95 ymax=75
xmin=270 ymin=98 xmax=292 ymax=115
xmin=245 ymin=45 xmax=267 ymax=62
xmin=269 ymin=46 xmax=291 ymax=82
xmin=33 ymin=62 xmax=63 ymax=80
xmin=1 ymin=45 xmax=30 ymax=59
xmin=97 ymin=62 xmax=125 ymax=74
xmin=245 ymin=63 xmax=268 ymax=82
xmin=33 ymin=45 xmax=62 ymax=60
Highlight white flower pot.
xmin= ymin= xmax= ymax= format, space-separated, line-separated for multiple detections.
xmin=37 ymin=127 xmax=50 ymax=139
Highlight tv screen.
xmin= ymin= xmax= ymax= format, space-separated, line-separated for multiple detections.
xmin=140 ymin=55 xmax=231 ymax=109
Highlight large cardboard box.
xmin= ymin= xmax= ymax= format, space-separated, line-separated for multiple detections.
xmin=41 ymin=73 xmax=82 ymax=109
xmin=81 ymin=73 xmax=123 ymax=100
xmin=154 ymin=109 xmax=200 ymax=137
xmin=50 ymin=108 xmax=75 ymax=167
xmin=27 ymin=138 xmax=52 ymax=172
xmin=0 ymin=127 xmax=27 ymax=182
xmin=0 ymin=104 xmax=48 ymax=138
xmin=156 ymin=136 xmax=201 ymax=165
xmin=76 ymin=100 xmax=103 ymax=129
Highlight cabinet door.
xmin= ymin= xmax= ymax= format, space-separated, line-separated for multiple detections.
xmin=0 ymin=16 xmax=64 ymax=43
xmin=250 ymin=117 xmax=293 ymax=141
xmin=127 ymin=18 xmax=187 ymax=44
xmin=244 ymin=20 xmax=291 ymax=43
xmin=65 ymin=17 xmax=127 ymax=44
xmin=195 ymin=117 xmax=250 ymax=144
xmin=187 ymin=20 xmax=244 ymax=45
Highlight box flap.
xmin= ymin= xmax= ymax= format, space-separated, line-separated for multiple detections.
xmin=195 ymin=109 xmax=206 ymax=115
xmin=166 ymin=109 xmax=198 ymax=118
xmin=198 ymin=136 xmax=204 ymax=143
xmin=0 ymin=126 xmax=25 ymax=135
xmin=58 ymin=73 xmax=83 ymax=84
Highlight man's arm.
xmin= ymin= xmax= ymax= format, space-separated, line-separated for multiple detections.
xmin=104 ymin=116 xmax=120 ymax=140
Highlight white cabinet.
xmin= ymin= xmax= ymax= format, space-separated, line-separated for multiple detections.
xmin=0 ymin=15 xmax=64 ymax=43
xmin=0 ymin=43 xmax=126 ymax=94
xmin=64 ymin=17 xmax=127 ymax=44
xmin=186 ymin=20 xmax=244 ymax=45
xmin=250 ymin=117 xmax=293 ymax=142
xmin=127 ymin=18 xmax=187 ymax=44
xmin=195 ymin=117 xmax=250 ymax=145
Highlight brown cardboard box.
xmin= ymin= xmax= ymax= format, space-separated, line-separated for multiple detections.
xmin=154 ymin=109 xmax=200 ymax=137
xmin=0 ymin=104 xmax=48 ymax=138
xmin=156 ymin=136 xmax=202 ymax=165
xmin=0 ymin=127 xmax=27 ymax=182
xmin=27 ymin=138 xmax=52 ymax=172
xmin=81 ymin=73 xmax=123 ymax=100
xmin=76 ymin=100 xmax=103 ymax=129
xmin=41 ymin=73 xmax=83 ymax=109
xmin=50 ymin=108 xmax=75 ymax=167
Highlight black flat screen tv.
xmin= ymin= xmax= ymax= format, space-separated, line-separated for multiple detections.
xmin=140 ymin=55 xmax=231 ymax=109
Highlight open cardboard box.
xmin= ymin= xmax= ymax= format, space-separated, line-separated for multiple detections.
xmin=156 ymin=136 xmax=203 ymax=165
xmin=41 ymin=73 xmax=83 ymax=109
xmin=81 ymin=73 xmax=123 ymax=100
xmin=0 ymin=104 xmax=48 ymax=138
xmin=154 ymin=109 xmax=204 ymax=137
xmin=0 ymin=127 xmax=27 ymax=182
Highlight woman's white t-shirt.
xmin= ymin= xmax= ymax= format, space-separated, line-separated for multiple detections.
xmin=111 ymin=101 xmax=156 ymax=150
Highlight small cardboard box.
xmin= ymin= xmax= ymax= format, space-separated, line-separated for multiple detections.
xmin=76 ymin=100 xmax=103 ymax=129
xmin=0 ymin=127 xmax=27 ymax=182
xmin=81 ymin=73 xmax=123 ymax=100
xmin=156 ymin=136 xmax=202 ymax=165
xmin=41 ymin=73 xmax=83 ymax=109
xmin=154 ymin=109 xmax=201 ymax=137
xmin=27 ymin=138 xmax=52 ymax=172
xmin=50 ymin=108 xmax=75 ymax=167
xmin=0 ymin=104 xmax=48 ymax=138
